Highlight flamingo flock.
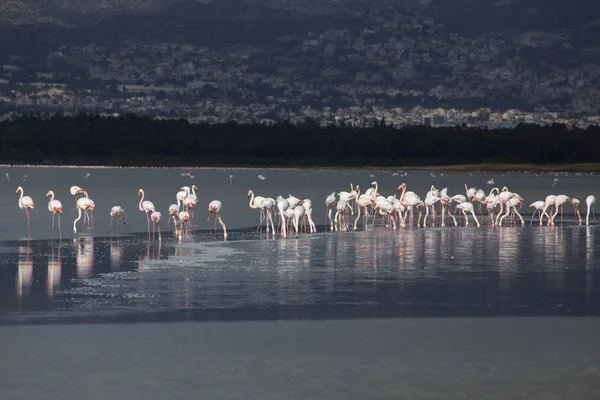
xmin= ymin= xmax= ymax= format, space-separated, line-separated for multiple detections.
xmin=12 ymin=180 xmax=597 ymax=240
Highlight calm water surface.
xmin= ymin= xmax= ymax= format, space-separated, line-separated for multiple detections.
xmin=0 ymin=165 xmax=598 ymax=323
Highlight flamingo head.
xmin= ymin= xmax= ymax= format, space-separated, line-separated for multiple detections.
xmin=370 ymin=181 xmax=377 ymax=186
xmin=247 ymin=190 xmax=252 ymax=198
xmin=192 ymin=184 xmax=197 ymax=191
xmin=138 ymin=189 xmax=143 ymax=197
xmin=396 ymin=183 xmax=406 ymax=191
xmin=45 ymin=191 xmax=52 ymax=198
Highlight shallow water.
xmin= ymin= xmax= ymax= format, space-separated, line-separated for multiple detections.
xmin=0 ymin=222 xmax=598 ymax=325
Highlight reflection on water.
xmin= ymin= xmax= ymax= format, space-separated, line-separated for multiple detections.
xmin=74 ymin=236 xmax=94 ymax=279
xmin=47 ymin=240 xmax=62 ymax=298
xmin=0 ymin=226 xmax=599 ymax=324
xmin=110 ymin=237 xmax=123 ymax=269
xmin=16 ymin=241 xmax=33 ymax=299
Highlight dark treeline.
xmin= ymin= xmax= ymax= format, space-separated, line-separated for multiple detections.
xmin=0 ymin=114 xmax=599 ymax=167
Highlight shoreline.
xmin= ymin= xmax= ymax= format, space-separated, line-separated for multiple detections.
xmin=1 ymin=162 xmax=599 ymax=173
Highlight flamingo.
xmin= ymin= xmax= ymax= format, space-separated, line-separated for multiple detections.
xmin=70 ymin=186 xmax=85 ymax=208
xmin=138 ymin=189 xmax=155 ymax=234
xmin=498 ymin=196 xmax=524 ymax=227
xmin=551 ymin=194 xmax=570 ymax=225
xmin=75 ymin=195 xmax=92 ymax=232
xmin=325 ymin=192 xmax=336 ymax=232
xmin=82 ymin=191 xmax=95 ymax=228
xmin=109 ymin=206 xmax=126 ymax=231
xmin=293 ymin=204 xmax=305 ymax=237
xmin=335 ymin=199 xmax=349 ymax=232
xmin=277 ymin=196 xmax=290 ymax=238
xmin=586 ymin=195 xmax=596 ymax=226
xmin=16 ymin=186 xmax=34 ymax=236
xmin=354 ymin=194 xmax=375 ymax=231
xmin=208 ymin=200 xmax=227 ymax=240
xmin=150 ymin=211 xmax=162 ymax=242
xmin=168 ymin=204 xmax=179 ymax=230
xmin=571 ymin=198 xmax=582 ymax=225
xmin=45 ymin=190 xmax=63 ymax=237
xmin=541 ymin=195 xmax=557 ymax=226
xmin=456 ymin=202 xmax=480 ymax=227
xmin=248 ymin=190 xmax=266 ymax=231
xmin=301 ymin=199 xmax=316 ymax=234
xmin=178 ymin=211 xmax=190 ymax=240
xmin=176 ymin=188 xmax=188 ymax=210
xmin=529 ymin=201 xmax=546 ymax=226
xmin=261 ymin=197 xmax=276 ymax=235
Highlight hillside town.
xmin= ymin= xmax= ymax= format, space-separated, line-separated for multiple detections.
xmin=1 ymin=7 xmax=600 ymax=128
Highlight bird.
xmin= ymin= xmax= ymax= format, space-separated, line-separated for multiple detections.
xmin=16 ymin=186 xmax=35 ymax=236
xmin=551 ymin=194 xmax=570 ymax=225
xmin=229 ymin=174 xmax=234 ymax=185
xmin=529 ymin=201 xmax=546 ymax=226
xmin=456 ymin=202 xmax=480 ymax=227
xmin=138 ymin=189 xmax=156 ymax=234
xmin=84 ymin=173 xmax=91 ymax=179
xmin=258 ymin=174 xmax=266 ymax=180
xmin=247 ymin=190 xmax=266 ymax=231
xmin=486 ymin=178 xmax=495 ymax=186
xmin=150 ymin=211 xmax=162 ymax=242
xmin=571 ymin=198 xmax=582 ymax=225
xmin=70 ymin=185 xmax=85 ymax=208
xmin=168 ymin=204 xmax=179 ymax=230
xmin=552 ymin=177 xmax=559 ymax=186
xmin=109 ymin=206 xmax=126 ymax=231
xmin=586 ymin=195 xmax=596 ymax=226
xmin=45 ymin=190 xmax=63 ymax=237
xmin=176 ymin=187 xmax=188 ymax=210
xmin=74 ymin=193 xmax=93 ymax=233
xmin=208 ymin=200 xmax=227 ymax=240
xmin=260 ymin=197 xmax=276 ymax=235
xmin=178 ymin=211 xmax=190 ymax=240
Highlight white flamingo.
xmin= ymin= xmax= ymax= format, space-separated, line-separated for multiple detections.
xmin=208 ymin=200 xmax=227 ymax=240
xmin=46 ymin=190 xmax=63 ymax=237
xmin=16 ymin=186 xmax=35 ymax=236
xmin=138 ymin=189 xmax=155 ymax=234
xmin=586 ymin=195 xmax=596 ymax=226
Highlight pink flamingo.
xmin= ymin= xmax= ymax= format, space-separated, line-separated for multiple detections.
xmin=45 ymin=190 xmax=63 ymax=237
xmin=208 ymin=200 xmax=227 ymax=240
xmin=138 ymin=189 xmax=155 ymax=235
xmin=16 ymin=186 xmax=34 ymax=236
xmin=529 ymin=201 xmax=545 ymax=226
xmin=110 ymin=206 xmax=126 ymax=231
xmin=178 ymin=211 xmax=190 ymax=241
xmin=150 ymin=211 xmax=162 ymax=242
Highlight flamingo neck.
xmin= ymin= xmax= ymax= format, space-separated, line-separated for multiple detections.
xmin=73 ymin=207 xmax=82 ymax=232
xmin=139 ymin=190 xmax=145 ymax=211
xmin=248 ymin=191 xmax=255 ymax=208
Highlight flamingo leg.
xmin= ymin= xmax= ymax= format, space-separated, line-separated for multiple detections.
xmin=52 ymin=212 xmax=55 ymax=232
xmin=58 ymin=214 xmax=62 ymax=239
xmin=26 ymin=208 xmax=31 ymax=236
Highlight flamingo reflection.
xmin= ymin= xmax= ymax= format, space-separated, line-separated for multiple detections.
xmin=47 ymin=240 xmax=62 ymax=297
xmin=110 ymin=237 xmax=124 ymax=270
xmin=16 ymin=240 xmax=33 ymax=299
xmin=74 ymin=236 xmax=94 ymax=279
